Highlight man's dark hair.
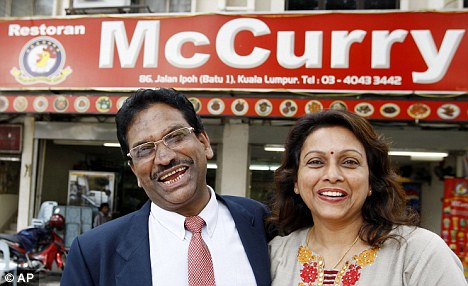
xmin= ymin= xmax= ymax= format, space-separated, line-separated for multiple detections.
xmin=99 ymin=203 xmax=109 ymax=211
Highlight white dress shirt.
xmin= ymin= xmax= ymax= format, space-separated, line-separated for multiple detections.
xmin=149 ymin=186 xmax=257 ymax=285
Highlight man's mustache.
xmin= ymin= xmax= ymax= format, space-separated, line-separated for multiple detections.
xmin=151 ymin=158 xmax=194 ymax=180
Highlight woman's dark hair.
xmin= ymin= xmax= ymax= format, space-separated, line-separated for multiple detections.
xmin=268 ymin=109 xmax=419 ymax=247
xmin=115 ymin=88 xmax=204 ymax=160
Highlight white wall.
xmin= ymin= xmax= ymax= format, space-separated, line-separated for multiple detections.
xmin=16 ymin=116 xmax=35 ymax=231
xmin=216 ymin=121 xmax=249 ymax=196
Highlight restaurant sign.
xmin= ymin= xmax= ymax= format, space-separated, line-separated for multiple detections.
xmin=0 ymin=12 xmax=467 ymax=92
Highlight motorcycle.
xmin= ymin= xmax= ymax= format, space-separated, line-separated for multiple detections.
xmin=0 ymin=213 xmax=67 ymax=273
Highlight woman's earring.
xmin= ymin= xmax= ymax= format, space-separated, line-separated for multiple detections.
xmin=368 ymin=189 xmax=372 ymax=196
xmin=137 ymin=179 xmax=142 ymax=188
xmin=294 ymin=187 xmax=299 ymax=194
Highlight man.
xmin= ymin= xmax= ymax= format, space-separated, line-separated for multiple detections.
xmin=61 ymin=88 xmax=271 ymax=286
xmin=93 ymin=203 xmax=111 ymax=228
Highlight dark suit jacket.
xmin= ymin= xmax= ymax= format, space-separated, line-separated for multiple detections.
xmin=61 ymin=195 xmax=271 ymax=286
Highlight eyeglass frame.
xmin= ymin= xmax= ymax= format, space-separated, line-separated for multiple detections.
xmin=126 ymin=127 xmax=195 ymax=161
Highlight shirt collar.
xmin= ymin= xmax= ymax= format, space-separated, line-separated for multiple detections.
xmin=150 ymin=186 xmax=219 ymax=240
xmin=198 ymin=185 xmax=218 ymax=238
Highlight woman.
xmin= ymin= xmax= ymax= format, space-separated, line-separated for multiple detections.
xmin=268 ymin=110 xmax=466 ymax=285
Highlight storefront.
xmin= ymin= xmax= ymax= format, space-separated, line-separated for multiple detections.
xmin=0 ymin=12 xmax=467 ymax=261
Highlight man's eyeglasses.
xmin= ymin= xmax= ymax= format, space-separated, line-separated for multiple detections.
xmin=127 ymin=127 xmax=195 ymax=162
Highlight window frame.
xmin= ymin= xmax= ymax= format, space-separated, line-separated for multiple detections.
xmin=285 ymin=0 xmax=400 ymax=10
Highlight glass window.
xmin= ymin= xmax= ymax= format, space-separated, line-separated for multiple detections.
xmin=364 ymin=0 xmax=397 ymax=9
xmin=169 ymin=0 xmax=191 ymax=12
xmin=146 ymin=0 xmax=191 ymax=13
xmin=286 ymin=0 xmax=318 ymax=10
xmin=249 ymin=169 xmax=275 ymax=204
xmin=0 ymin=0 xmax=7 ymax=16
xmin=248 ymin=144 xmax=282 ymax=204
xmin=465 ymin=0 xmax=468 ymax=8
xmin=12 ymin=0 xmax=33 ymax=16
xmin=0 ymin=160 xmax=21 ymax=195
xmin=286 ymin=0 xmax=397 ymax=10
xmin=326 ymin=0 xmax=356 ymax=10
xmin=9 ymin=0 xmax=53 ymax=16
xmin=147 ymin=0 xmax=165 ymax=12
xmin=35 ymin=0 xmax=53 ymax=16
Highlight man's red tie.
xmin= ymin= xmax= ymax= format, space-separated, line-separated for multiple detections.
xmin=185 ymin=216 xmax=216 ymax=286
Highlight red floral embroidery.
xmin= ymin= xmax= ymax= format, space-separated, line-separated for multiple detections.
xmin=342 ymin=264 xmax=362 ymax=286
xmin=297 ymin=244 xmax=379 ymax=285
xmin=300 ymin=262 xmax=318 ymax=283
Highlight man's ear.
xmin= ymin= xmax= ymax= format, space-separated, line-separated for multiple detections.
xmin=128 ymin=161 xmax=143 ymax=188
xmin=198 ymin=131 xmax=214 ymax=160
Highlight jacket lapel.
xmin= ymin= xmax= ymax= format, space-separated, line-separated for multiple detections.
xmin=217 ymin=195 xmax=271 ymax=286
xmin=115 ymin=201 xmax=152 ymax=286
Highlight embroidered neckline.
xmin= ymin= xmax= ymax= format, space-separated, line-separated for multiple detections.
xmin=297 ymin=244 xmax=380 ymax=286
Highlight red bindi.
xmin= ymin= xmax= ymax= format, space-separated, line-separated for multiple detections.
xmin=330 ymin=151 xmax=334 ymax=154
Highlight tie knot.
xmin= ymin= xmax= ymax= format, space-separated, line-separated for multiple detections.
xmin=185 ymin=216 xmax=205 ymax=233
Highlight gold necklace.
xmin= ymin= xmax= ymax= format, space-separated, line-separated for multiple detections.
xmin=332 ymin=234 xmax=359 ymax=269
xmin=306 ymin=227 xmax=360 ymax=269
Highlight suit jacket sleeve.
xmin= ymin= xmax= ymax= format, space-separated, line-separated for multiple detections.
xmin=61 ymin=236 xmax=96 ymax=285
xmin=61 ymin=201 xmax=152 ymax=286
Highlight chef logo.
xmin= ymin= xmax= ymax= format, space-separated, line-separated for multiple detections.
xmin=11 ymin=36 xmax=72 ymax=85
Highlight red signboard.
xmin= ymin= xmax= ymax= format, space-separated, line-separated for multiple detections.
xmin=0 ymin=12 xmax=467 ymax=92
xmin=0 ymin=124 xmax=22 ymax=153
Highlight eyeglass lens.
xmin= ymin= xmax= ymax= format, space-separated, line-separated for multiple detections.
xmin=130 ymin=127 xmax=193 ymax=160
